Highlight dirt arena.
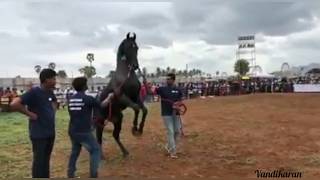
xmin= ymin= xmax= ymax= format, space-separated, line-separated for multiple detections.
xmin=45 ymin=93 xmax=320 ymax=178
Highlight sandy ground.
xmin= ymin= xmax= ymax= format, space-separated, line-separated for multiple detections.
xmin=49 ymin=93 xmax=320 ymax=178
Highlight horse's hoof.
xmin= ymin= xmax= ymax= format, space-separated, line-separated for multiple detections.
xmin=101 ymin=154 xmax=106 ymax=160
xmin=132 ymin=127 xmax=139 ymax=136
xmin=132 ymin=104 xmax=140 ymax=111
xmin=138 ymin=129 xmax=144 ymax=135
xmin=123 ymin=152 xmax=130 ymax=158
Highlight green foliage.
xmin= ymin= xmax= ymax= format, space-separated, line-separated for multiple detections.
xmin=234 ymin=59 xmax=250 ymax=76
xmin=79 ymin=66 xmax=96 ymax=78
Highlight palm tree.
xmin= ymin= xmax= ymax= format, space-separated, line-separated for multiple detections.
xmin=183 ymin=70 xmax=188 ymax=77
xmin=171 ymin=68 xmax=176 ymax=74
xmin=34 ymin=65 xmax=42 ymax=74
xmin=48 ymin=62 xmax=56 ymax=70
xmin=156 ymin=67 xmax=161 ymax=77
xmin=142 ymin=67 xmax=147 ymax=76
xmin=166 ymin=67 xmax=171 ymax=74
xmin=79 ymin=66 xmax=96 ymax=78
xmin=57 ymin=70 xmax=67 ymax=78
xmin=161 ymin=70 xmax=166 ymax=77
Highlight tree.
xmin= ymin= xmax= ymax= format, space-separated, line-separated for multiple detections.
xmin=107 ymin=70 xmax=115 ymax=78
xmin=183 ymin=70 xmax=188 ymax=77
xmin=79 ymin=66 xmax=96 ymax=78
xmin=156 ymin=67 xmax=161 ymax=77
xmin=161 ymin=69 xmax=166 ymax=76
xmin=234 ymin=59 xmax=250 ymax=76
xmin=142 ymin=67 xmax=147 ymax=76
xmin=48 ymin=62 xmax=56 ymax=70
xmin=34 ymin=65 xmax=42 ymax=74
xmin=57 ymin=70 xmax=68 ymax=78
xmin=171 ymin=68 xmax=176 ymax=74
xmin=166 ymin=67 xmax=171 ymax=74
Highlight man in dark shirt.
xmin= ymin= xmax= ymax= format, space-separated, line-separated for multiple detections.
xmin=67 ymin=77 xmax=113 ymax=178
xmin=10 ymin=69 xmax=57 ymax=178
xmin=156 ymin=73 xmax=183 ymax=159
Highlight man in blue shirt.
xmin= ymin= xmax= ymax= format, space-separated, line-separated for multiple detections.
xmin=156 ymin=73 xmax=183 ymax=159
xmin=67 ymin=77 xmax=113 ymax=178
xmin=10 ymin=69 xmax=57 ymax=178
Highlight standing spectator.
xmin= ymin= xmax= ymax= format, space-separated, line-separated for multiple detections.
xmin=10 ymin=69 xmax=57 ymax=178
xmin=140 ymin=80 xmax=147 ymax=103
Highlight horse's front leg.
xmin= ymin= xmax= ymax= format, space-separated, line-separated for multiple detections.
xmin=118 ymin=94 xmax=140 ymax=111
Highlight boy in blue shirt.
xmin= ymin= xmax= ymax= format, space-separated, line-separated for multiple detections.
xmin=10 ymin=69 xmax=57 ymax=178
xmin=67 ymin=77 xmax=113 ymax=178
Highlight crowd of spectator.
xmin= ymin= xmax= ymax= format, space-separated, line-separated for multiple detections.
xmin=1 ymin=76 xmax=319 ymax=112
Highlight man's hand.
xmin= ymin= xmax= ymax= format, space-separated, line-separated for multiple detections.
xmin=10 ymin=97 xmax=38 ymax=120
xmin=27 ymin=111 xmax=38 ymax=121
xmin=101 ymin=92 xmax=115 ymax=107
xmin=108 ymin=92 xmax=115 ymax=99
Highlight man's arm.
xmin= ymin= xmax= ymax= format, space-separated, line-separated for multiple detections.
xmin=155 ymin=87 xmax=161 ymax=96
xmin=50 ymin=93 xmax=58 ymax=113
xmin=101 ymin=93 xmax=114 ymax=107
xmin=52 ymin=102 xmax=58 ymax=113
xmin=10 ymin=97 xmax=38 ymax=120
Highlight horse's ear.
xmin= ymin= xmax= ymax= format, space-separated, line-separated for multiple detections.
xmin=126 ymin=32 xmax=130 ymax=39
xmin=133 ymin=33 xmax=136 ymax=41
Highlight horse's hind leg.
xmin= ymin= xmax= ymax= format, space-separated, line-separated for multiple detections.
xmin=132 ymin=109 xmax=139 ymax=136
xmin=113 ymin=113 xmax=129 ymax=158
xmin=138 ymin=103 xmax=148 ymax=135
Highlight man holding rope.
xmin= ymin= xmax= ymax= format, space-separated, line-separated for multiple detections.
xmin=156 ymin=73 xmax=183 ymax=159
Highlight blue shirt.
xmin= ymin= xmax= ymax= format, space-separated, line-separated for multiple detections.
xmin=156 ymin=85 xmax=183 ymax=116
xmin=21 ymin=87 xmax=57 ymax=139
xmin=68 ymin=92 xmax=100 ymax=134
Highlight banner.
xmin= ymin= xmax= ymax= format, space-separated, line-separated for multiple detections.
xmin=239 ymin=43 xmax=255 ymax=49
xmin=238 ymin=35 xmax=255 ymax=41
xmin=294 ymin=84 xmax=320 ymax=92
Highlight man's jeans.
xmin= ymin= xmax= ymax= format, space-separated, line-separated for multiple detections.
xmin=67 ymin=132 xmax=101 ymax=178
xmin=162 ymin=115 xmax=182 ymax=154
xmin=31 ymin=137 xmax=55 ymax=178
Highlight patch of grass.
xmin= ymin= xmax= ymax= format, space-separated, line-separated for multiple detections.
xmin=0 ymin=103 xmax=160 ymax=179
xmin=305 ymin=154 xmax=320 ymax=167
xmin=0 ymin=110 xmax=72 ymax=179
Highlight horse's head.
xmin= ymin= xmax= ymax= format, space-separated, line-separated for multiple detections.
xmin=117 ymin=32 xmax=139 ymax=70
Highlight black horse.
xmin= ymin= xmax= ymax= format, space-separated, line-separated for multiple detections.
xmin=95 ymin=33 xmax=148 ymax=158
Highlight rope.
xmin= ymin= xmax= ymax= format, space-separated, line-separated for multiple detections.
xmin=159 ymin=97 xmax=187 ymax=136
xmin=160 ymin=98 xmax=187 ymax=115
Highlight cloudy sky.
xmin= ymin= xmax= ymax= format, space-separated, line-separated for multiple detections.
xmin=1 ymin=0 xmax=319 ymax=77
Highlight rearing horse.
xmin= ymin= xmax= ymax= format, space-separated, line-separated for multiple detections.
xmin=95 ymin=33 xmax=148 ymax=157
